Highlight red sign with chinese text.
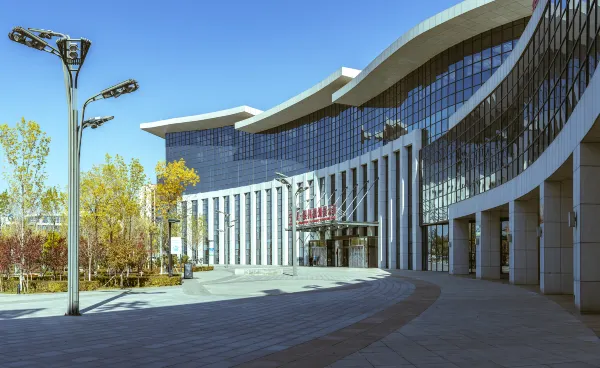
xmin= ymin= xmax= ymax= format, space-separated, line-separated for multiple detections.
xmin=288 ymin=205 xmax=337 ymax=226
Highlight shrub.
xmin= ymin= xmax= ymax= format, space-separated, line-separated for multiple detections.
xmin=192 ymin=266 xmax=214 ymax=272
xmin=1 ymin=275 xmax=180 ymax=293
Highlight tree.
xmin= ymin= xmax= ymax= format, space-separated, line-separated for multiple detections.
xmin=155 ymin=159 xmax=199 ymax=268
xmin=0 ymin=233 xmax=14 ymax=292
xmin=42 ymin=233 xmax=67 ymax=280
xmin=0 ymin=190 xmax=9 ymax=230
xmin=40 ymin=186 xmax=66 ymax=231
xmin=81 ymin=168 xmax=107 ymax=281
xmin=0 ymin=118 xmax=51 ymax=291
xmin=190 ymin=214 xmax=207 ymax=264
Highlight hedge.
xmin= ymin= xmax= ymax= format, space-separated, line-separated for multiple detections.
xmin=0 ymin=274 xmax=181 ymax=294
xmin=192 ymin=266 xmax=214 ymax=272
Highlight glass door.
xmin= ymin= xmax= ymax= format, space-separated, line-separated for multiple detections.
xmin=500 ymin=218 xmax=510 ymax=275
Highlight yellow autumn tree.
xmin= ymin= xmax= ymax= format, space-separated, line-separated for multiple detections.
xmin=155 ymin=159 xmax=199 ymax=268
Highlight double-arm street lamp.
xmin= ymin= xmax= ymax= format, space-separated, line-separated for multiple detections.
xmin=274 ymin=173 xmax=308 ymax=277
xmin=9 ymin=27 xmax=139 ymax=316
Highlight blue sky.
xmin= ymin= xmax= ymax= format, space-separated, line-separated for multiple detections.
xmin=0 ymin=0 xmax=461 ymax=190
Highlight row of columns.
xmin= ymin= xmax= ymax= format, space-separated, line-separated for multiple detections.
xmin=186 ymin=144 xmax=423 ymax=271
xmin=449 ymin=142 xmax=600 ymax=312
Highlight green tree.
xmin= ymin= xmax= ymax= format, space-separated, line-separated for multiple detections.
xmin=0 ymin=118 xmax=51 ymax=291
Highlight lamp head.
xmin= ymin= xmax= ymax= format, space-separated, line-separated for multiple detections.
xmin=82 ymin=116 xmax=114 ymax=130
xmin=100 ymin=79 xmax=139 ymax=99
xmin=168 ymin=218 xmax=180 ymax=224
xmin=56 ymin=37 xmax=91 ymax=67
xmin=8 ymin=27 xmax=50 ymax=51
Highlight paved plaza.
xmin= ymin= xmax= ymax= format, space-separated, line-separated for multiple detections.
xmin=0 ymin=268 xmax=599 ymax=367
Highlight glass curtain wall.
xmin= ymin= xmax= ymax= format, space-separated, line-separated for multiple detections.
xmin=425 ymin=223 xmax=449 ymax=272
xmin=422 ymin=0 xmax=600 ymax=224
xmin=166 ymin=19 xmax=528 ymax=194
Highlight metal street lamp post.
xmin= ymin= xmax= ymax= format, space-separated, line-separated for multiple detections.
xmin=167 ymin=218 xmax=180 ymax=277
xmin=217 ymin=210 xmax=237 ymax=266
xmin=8 ymin=27 xmax=139 ymax=315
xmin=274 ymin=173 xmax=308 ymax=277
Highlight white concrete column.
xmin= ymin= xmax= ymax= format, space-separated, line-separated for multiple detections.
xmin=294 ymin=180 xmax=301 ymax=267
xmin=261 ymin=189 xmax=268 ymax=265
xmin=282 ymin=185 xmax=289 ymax=266
xmin=239 ymin=193 xmax=246 ymax=265
xmin=271 ymin=186 xmax=278 ymax=266
xmin=540 ymin=180 xmax=573 ymax=294
xmin=250 ymin=191 xmax=257 ymax=265
xmin=449 ymin=217 xmax=470 ymax=275
xmin=198 ymin=199 xmax=205 ymax=264
xmin=345 ymin=170 xmax=353 ymax=222
xmin=357 ymin=165 xmax=365 ymax=223
xmin=399 ymin=148 xmax=409 ymax=269
xmin=388 ymin=152 xmax=397 ymax=270
xmin=367 ymin=160 xmax=376 ymax=223
xmin=509 ymin=198 xmax=538 ymax=285
xmin=229 ymin=194 xmax=235 ymax=265
xmin=410 ymin=146 xmax=423 ymax=271
xmin=325 ymin=175 xmax=332 ymax=206
xmin=218 ymin=196 xmax=225 ymax=265
xmin=476 ymin=210 xmax=500 ymax=279
xmin=208 ymin=198 xmax=214 ymax=265
xmin=378 ymin=158 xmax=387 ymax=268
xmin=573 ymin=142 xmax=600 ymax=312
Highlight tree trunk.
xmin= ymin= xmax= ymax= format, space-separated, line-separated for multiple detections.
xmin=88 ymin=252 xmax=92 ymax=282
xmin=119 ymin=273 xmax=123 ymax=288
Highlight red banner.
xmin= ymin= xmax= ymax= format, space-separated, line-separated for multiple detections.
xmin=532 ymin=0 xmax=539 ymax=10
xmin=288 ymin=204 xmax=337 ymax=226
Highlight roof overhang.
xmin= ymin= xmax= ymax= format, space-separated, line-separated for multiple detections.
xmin=140 ymin=106 xmax=262 ymax=138
xmin=235 ymin=67 xmax=360 ymax=133
xmin=332 ymin=0 xmax=532 ymax=106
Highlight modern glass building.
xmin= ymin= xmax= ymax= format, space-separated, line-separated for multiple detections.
xmin=142 ymin=0 xmax=600 ymax=312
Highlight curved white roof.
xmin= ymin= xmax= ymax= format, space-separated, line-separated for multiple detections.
xmin=332 ymin=0 xmax=532 ymax=106
xmin=140 ymin=106 xmax=262 ymax=138
xmin=235 ymin=67 xmax=360 ymax=133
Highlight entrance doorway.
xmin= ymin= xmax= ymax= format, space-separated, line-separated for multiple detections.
xmin=469 ymin=221 xmax=477 ymax=274
xmin=501 ymin=218 xmax=510 ymax=277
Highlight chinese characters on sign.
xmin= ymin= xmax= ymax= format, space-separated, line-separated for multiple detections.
xmin=288 ymin=205 xmax=337 ymax=226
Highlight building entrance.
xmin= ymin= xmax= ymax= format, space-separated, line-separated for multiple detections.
xmin=308 ymin=235 xmax=377 ymax=268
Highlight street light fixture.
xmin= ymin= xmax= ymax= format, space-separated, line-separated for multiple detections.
xmin=167 ymin=218 xmax=180 ymax=277
xmin=81 ymin=116 xmax=114 ymax=130
xmin=9 ymin=26 xmax=138 ymax=316
xmin=217 ymin=210 xmax=238 ymax=266
xmin=274 ymin=173 xmax=308 ymax=277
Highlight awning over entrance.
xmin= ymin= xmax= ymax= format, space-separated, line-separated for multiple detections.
xmin=286 ymin=220 xmax=378 ymax=233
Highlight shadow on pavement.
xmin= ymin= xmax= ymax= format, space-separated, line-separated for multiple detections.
xmin=0 ymin=308 xmax=45 ymax=320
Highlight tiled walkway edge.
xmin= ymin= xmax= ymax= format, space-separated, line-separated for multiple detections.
xmin=236 ymin=277 xmax=441 ymax=368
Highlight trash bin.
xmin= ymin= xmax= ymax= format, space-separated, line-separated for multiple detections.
xmin=184 ymin=263 xmax=193 ymax=279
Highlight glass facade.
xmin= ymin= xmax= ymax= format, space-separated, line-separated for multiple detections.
xmin=425 ymin=224 xmax=449 ymax=272
xmin=421 ymin=0 xmax=600 ymax=224
xmin=166 ymin=19 xmax=528 ymax=194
